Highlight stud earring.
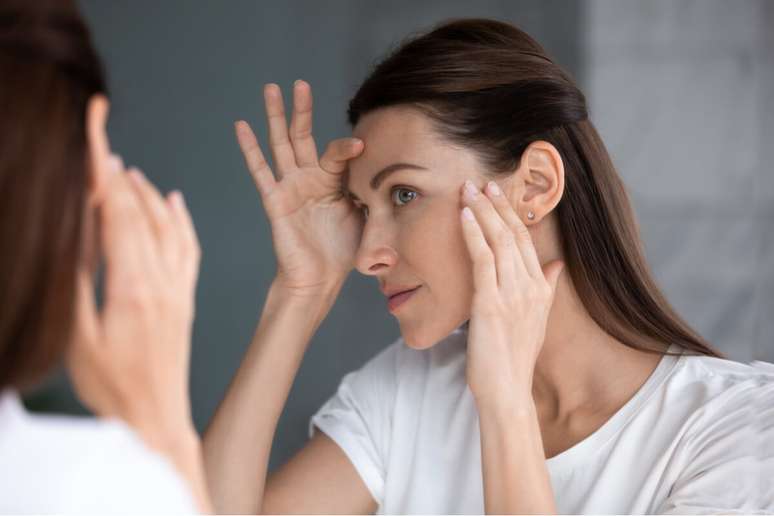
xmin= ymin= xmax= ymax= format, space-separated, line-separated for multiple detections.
xmin=527 ymin=211 xmax=535 ymax=220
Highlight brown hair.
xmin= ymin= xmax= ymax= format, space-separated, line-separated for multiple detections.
xmin=348 ymin=18 xmax=723 ymax=359
xmin=0 ymin=0 xmax=107 ymax=391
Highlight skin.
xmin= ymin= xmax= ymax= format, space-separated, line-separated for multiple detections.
xmin=205 ymin=81 xmax=664 ymax=514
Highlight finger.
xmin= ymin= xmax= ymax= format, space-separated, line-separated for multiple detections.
xmin=319 ymin=138 xmax=364 ymax=175
xmin=73 ymin=263 xmax=100 ymax=352
xmin=462 ymin=180 xmax=520 ymax=288
xmin=483 ymin=180 xmax=543 ymax=279
xmin=543 ymin=260 xmax=565 ymax=298
xmin=166 ymin=190 xmax=201 ymax=279
xmin=235 ymin=120 xmax=277 ymax=198
xmin=264 ymin=83 xmax=296 ymax=174
xmin=86 ymin=95 xmax=113 ymax=203
xmin=460 ymin=206 xmax=498 ymax=293
xmin=100 ymin=171 xmax=161 ymax=301
xmin=126 ymin=170 xmax=178 ymax=263
xmin=289 ymin=80 xmax=318 ymax=167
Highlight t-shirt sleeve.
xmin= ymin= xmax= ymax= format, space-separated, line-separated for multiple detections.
xmin=655 ymin=365 xmax=774 ymax=515
xmin=307 ymin=340 xmax=401 ymax=508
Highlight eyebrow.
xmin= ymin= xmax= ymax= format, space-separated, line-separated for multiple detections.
xmin=348 ymin=163 xmax=428 ymax=201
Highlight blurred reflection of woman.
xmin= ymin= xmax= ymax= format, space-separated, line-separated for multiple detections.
xmin=0 ymin=1 xmax=210 ymax=512
xmin=204 ymin=18 xmax=774 ymax=515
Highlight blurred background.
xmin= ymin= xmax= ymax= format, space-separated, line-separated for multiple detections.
xmin=25 ymin=0 xmax=774 ymax=472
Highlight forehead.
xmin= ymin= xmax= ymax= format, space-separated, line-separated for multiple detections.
xmin=352 ymin=105 xmax=438 ymax=145
xmin=346 ymin=107 xmax=445 ymax=190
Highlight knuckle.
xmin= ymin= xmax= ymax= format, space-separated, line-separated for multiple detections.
xmin=156 ymin=218 xmax=173 ymax=238
xmin=495 ymin=228 xmax=514 ymax=248
xmin=253 ymin=156 xmax=269 ymax=170
xmin=290 ymin=126 xmax=312 ymax=141
xmin=513 ymin=223 xmax=530 ymax=240
xmin=473 ymin=247 xmax=494 ymax=264
xmin=473 ymin=296 xmax=499 ymax=317
xmin=114 ymin=186 xmax=135 ymax=211
xmin=325 ymin=140 xmax=341 ymax=156
xmin=124 ymin=284 xmax=154 ymax=310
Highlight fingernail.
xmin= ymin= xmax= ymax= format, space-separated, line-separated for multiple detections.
xmin=486 ymin=181 xmax=501 ymax=196
xmin=170 ymin=190 xmax=185 ymax=208
xmin=464 ymin=180 xmax=478 ymax=199
xmin=108 ymin=154 xmax=123 ymax=173
xmin=462 ymin=206 xmax=475 ymax=220
xmin=128 ymin=169 xmax=145 ymax=183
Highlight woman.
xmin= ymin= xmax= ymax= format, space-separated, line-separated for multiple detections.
xmin=204 ymin=19 xmax=773 ymax=514
xmin=0 ymin=1 xmax=210 ymax=512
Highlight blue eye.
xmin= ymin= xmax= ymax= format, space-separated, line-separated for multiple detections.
xmin=391 ymin=187 xmax=418 ymax=207
xmin=353 ymin=187 xmax=418 ymax=219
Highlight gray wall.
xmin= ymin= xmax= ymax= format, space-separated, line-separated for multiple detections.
xmin=582 ymin=0 xmax=774 ymax=363
xmin=24 ymin=1 xmax=771 ymax=473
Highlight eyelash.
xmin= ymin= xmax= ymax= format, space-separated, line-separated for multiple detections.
xmin=356 ymin=187 xmax=419 ymax=217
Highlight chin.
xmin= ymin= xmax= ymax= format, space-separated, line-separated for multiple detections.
xmin=401 ymin=331 xmax=437 ymax=350
xmin=398 ymin=315 xmax=469 ymax=350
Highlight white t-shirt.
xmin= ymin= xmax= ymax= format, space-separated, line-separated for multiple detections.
xmin=0 ymin=389 xmax=198 ymax=514
xmin=309 ymin=326 xmax=774 ymax=514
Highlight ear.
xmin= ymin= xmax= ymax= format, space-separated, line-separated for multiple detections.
xmin=506 ymin=140 xmax=565 ymax=224
xmin=85 ymin=94 xmax=111 ymax=203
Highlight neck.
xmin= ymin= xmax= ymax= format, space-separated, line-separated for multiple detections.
xmin=530 ymin=273 xmax=663 ymax=423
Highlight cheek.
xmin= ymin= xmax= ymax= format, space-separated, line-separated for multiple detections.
xmin=428 ymin=205 xmax=475 ymax=305
xmin=396 ymin=203 xmax=475 ymax=348
xmin=401 ymin=203 xmax=468 ymax=278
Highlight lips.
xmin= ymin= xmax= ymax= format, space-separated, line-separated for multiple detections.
xmin=387 ymin=286 xmax=421 ymax=312
xmin=388 ymin=286 xmax=420 ymax=299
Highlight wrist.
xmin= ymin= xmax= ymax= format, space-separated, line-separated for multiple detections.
xmin=260 ymin=277 xmax=343 ymax=339
xmin=269 ymin=275 xmax=344 ymax=307
xmin=131 ymin=412 xmax=198 ymax=455
xmin=137 ymin=420 xmax=210 ymax=512
xmin=475 ymin=392 xmax=537 ymax=421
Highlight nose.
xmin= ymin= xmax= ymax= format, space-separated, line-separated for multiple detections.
xmin=354 ymin=218 xmax=398 ymax=277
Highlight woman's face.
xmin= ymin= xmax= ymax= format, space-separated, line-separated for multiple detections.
xmin=347 ymin=106 xmax=494 ymax=349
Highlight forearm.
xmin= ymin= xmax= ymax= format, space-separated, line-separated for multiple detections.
xmin=478 ymin=397 xmax=556 ymax=514
xmin=202 ymin=278 xmax=342 ymax=514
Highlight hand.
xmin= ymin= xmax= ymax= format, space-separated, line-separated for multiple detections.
xmin=69 ymin=155 xmax=201 ymax=447
xmin=235 ymin=80 xmax=365 ymax=296
xmin=459 ymin=179 xmax=564 ymax=410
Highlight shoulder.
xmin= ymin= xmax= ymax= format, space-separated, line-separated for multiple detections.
xmin=652 ymin=354 xmax=774 ymax=512
xmin=669 ymin=351 xmax=774 ymax=400
xmin=0 ymin=394 xmax=196 ymax=513
xmin=663 ymin=350 xmax=773 ymax=456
